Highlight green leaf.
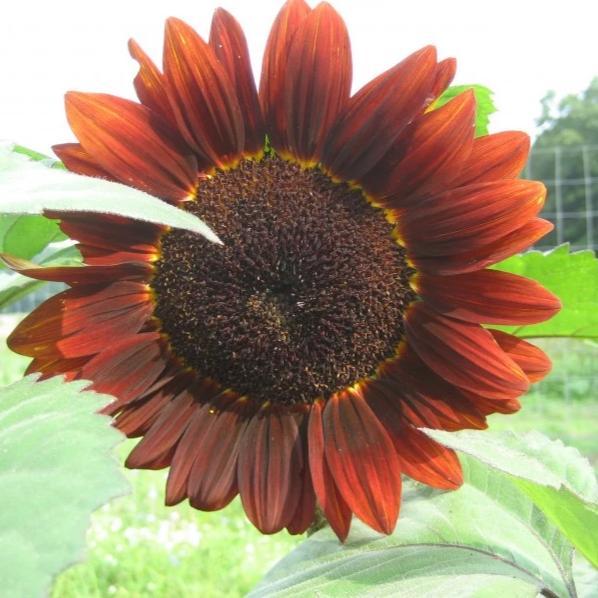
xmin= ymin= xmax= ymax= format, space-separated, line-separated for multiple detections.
xmin=0 ymin=375 xmax=129 ymax=598
xmin=0 ymin=143 xmax=221 ymax=243
xmin=253 ymin=431 xmax=597 ymax=598
xmin=11 ymin=144 xmax=65 ymax=169
xmin=426 ymin=429 xmax=598 ymax=568
xmin=0 ymin=215 xmax=66 ymax=269
xmin=434 ymin=84 xmax=496 ymax=136
xmin=493 ymin=244 xmax=598 ymax=338
xmin=0 ymin=144 xmax=67 ymax=271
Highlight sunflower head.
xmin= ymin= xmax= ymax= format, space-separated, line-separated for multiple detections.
xmin=9 ymin=0 xmax=560 ymax=540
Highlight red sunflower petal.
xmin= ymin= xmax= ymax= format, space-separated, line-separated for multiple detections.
xmin=1 ymin=254 xmax=151 ymax=285
xmin=286 ymin=429 xmax=317 ymax=535
xmin=26 ymin=355 xmax=91 ymax=381
xmin=165 ymin=400 xmax=213 ymax=506
xmin=81 ymin=332 xmax=167 ymax=404
xmin=128 ymin=38 xmax=176 ymax=125
xmin=259 ymin=0 xmax=311 ymax=149
xmin=237 ymin=408 xmax=303 ymax=534
xmin=323 ymin=388 xmax=402 ymax=535
xmin=52 ymin=143 xmax=112 ymax=179
xmin=394 ymin=424 xmax=462 ymax=489
xmin=185 ymin=395 xmax=251 ymax=511
xmin=308 ymin=398 xmax=352 ymax=541
xmin=451 ymin=131 xmax=530 ymax=187
xmin=65 ymin=92 xmax=197 ymax=202
xmin=371 ymin=403 xmax=463 ymax=490
xmin=126 ymin=390 xmax=196 ymax=469
xmin=377 ymin=90 xmax=476 ymax=205
xmin=115 ymin=389 xmax=174 ymax=437
xmin=412 ymin=217 xmax=554 ymax=275
xmin=281 ymin=2 xmax=352 ymax=161
xmin=490 ymin=330 xmax=552 ymax=382
xmin=321 ymin=46 xmax=437 ymax=182
xmin=405 ymin=302 xmax=529 ymax=399
xmin=8 ymin=282 xmax=152 ymax=359
xmin=372 ymin=349 xmax=488 ymax=431
xmin=359 ymin=58 xmax=456 ymax=197
xmin=286 ymin=480 xmax=316 ymax=535
xmin=430 ymin=58 xmax=456 ymax=98
xmin=414 ymin=269 xmax=561 ymax=325
xmin=397 ymin=179 xmax=546 ymax=258
xmin=53 ymin=213 xmax=161 ymax=266
xmin=163 ymin=17 xmax=245 ymax=167
xmin=209 ymin=8 xmax=264 ymax=155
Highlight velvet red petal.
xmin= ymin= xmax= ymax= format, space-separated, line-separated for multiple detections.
xmin=359 ymin=58 xmax=455 ymax=197
xmin=323 ymin=388 xmax=402 ymax=535
xmin=451 ymin=131 xmax=530 ymax=187
xmin=52 ymin=143 xmax=112 ymax=179
xmin=163 ymin=18 xmax=244 ymax=167
xmin=412 ymin=218 xmax=554 ymax=275
xmin=430 ymin=58 xmax=456 ymax=99
xmin=286 ymin=417 xmax=316 ymax=535
xmin=54 ymin=213 xmax=160 ymax=266
xmin=1 ymin=254 xmax=151 ymax=285
xmin=405 ymin=302 xmax=529 ymax=399
xmin=369 ymin=399 xmax=463 ymax=490
xmin=237 ymin=408 xmax=303 ymax=534
xmin=286 ymin=473 xmax=316 ymax=535
xmin=185 ymin=395 xmax=251 ymax=511
xmin=372 ymin=349 xmax=488 ymax=431
xmin=308 ymin=399 xmax=352 ymax=541
xmin=490 ymin=330 xmax=552 ymax=383
xmin=165 ymin=401 xmax=212 ymax=506
xmin=398 ymin=179 xmax=546 ymax=258
xmin=126 ymin=390 xmax=196 ymax=469
xmin=8 ymin=282 xmax=151 ymax=359
xmin=378 ymin=90 xmax=476 ymax=205
xmin=65 ymin=92 xmax=197 ymax=202
xmin=26 ymin=355 xmax=91 ymax=382
xmin=162 ymin=379 xmax=222 ymax=502
xmin=209 ymin=8 xmax=264 ymax=155
xmin=396 ymin=425 xmax=463 ymax=490
xmin=260 ymin=0 xmax=311 ymax=149
xmin=115 ymin=390 xmax=174 ymax=437
xmin=81 ymin=331 xmax=167 ymax=405
xmin=321 ymin=46 xmax=437 ymax=182
xmin=415 ymin=269 xmax=561 ymax=325
xmin=281 ymin=2 xmax=351 ymax=161
xmin=128 ymin=39 xmax=176 ymax=126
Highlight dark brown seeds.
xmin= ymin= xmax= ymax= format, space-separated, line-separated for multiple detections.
xmin=151 ymin=156 xmax=414 ymax=405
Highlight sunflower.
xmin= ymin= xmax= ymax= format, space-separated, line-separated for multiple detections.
xmin=7 ymin=0 xmax=560 ymax=540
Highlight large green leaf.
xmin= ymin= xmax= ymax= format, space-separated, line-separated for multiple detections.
xmin=0 ymin=375 xmax=129 ymax=598
xmin=426 ymin=429 xmax=598 ymax=568
xmin=252 ymin=431 xmax=597 ymax=597
xmin=434 ymin=84 xmax=496 ymax=136
xmin=0 ymin=143 xmax=220 ymax=243
xmin=493 ymin=244 xmax=598 ymax=338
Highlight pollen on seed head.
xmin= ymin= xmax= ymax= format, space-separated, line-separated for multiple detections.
xmin=151 ymin=156 xmax=415 ymax=405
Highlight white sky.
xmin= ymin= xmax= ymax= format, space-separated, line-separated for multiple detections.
xmin=1 ymin=0 xmax=596 ymax=155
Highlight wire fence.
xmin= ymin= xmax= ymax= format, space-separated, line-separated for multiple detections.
xmin=1 ymin=145 xmax=597 ymax=409
xmin=526 ymin=144 xmax=598 ymax=251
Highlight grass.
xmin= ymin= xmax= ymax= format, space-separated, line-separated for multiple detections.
xmin=0 ymin=315 xmax=596 ymax=597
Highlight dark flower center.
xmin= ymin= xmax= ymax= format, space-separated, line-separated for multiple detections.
xmin=151 ymin=156 xmax=414 ymax=404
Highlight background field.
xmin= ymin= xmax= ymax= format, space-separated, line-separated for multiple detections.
xmin=1 ymin=315 xmax=596 ymax=597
